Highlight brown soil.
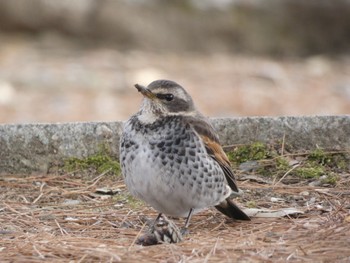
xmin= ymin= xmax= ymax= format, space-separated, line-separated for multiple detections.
xmin=1 ymin=172 xmax=349 ymax=262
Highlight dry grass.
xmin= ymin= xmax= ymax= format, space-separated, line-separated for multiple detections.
xmin=1 ymin=172 xmax=350 ymax=263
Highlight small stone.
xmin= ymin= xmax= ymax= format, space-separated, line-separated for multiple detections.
xmin=62 ymin=199 xmax=80 ymax=206
xmin=316 ymin=205 xmax=323 ymax=210
xmin=64 ymin=217 xmax=79 ymax=221
xmin=309 ymin=197 xmax=316 ymax=204
xmin=319 ymin=175 xmax=327 ymax=180
xmin=239 ymin=161 xmax=260 ymax=172
xmin=270 ymin=197 xmax=284 ymax=202
xmin=303 ymin=222 xmax=319 ymax=229
xmin=309 ymin=180 xmax=321 ymax=187
xmin=288 ymin=159 xmax=300 ymax=166
xmin=99 ymin=195 xmax=111 ymax=200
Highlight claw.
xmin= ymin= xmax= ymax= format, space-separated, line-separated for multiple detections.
xmin=136 ymin=215 xmax=183 ymax=246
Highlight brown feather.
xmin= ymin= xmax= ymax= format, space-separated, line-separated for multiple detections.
xmin=184 ymin=116 xmax=239 ymax=193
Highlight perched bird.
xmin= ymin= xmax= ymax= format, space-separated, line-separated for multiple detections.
xmin=120 ymin=80 xmax=250 ymax=230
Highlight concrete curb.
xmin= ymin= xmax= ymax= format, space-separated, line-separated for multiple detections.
xmin=0 ymin=115 xmax=349 ymax=174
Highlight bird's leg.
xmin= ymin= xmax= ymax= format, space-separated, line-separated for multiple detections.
xmin=181 ymin=208 xmax=194 ymax=236
xmin=149 ymin=213 xmax=163 ymax=232
xmin=155 ymin=213 xmax=163 ymax=221
xmin=184 ymin=208 xmax=194 ymax=228
xmin=153 ymin=213 xmax=163 ymax=227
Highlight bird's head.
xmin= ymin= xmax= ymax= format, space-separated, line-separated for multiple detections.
xmin=135 ymin=80 xmax=196 ymax=119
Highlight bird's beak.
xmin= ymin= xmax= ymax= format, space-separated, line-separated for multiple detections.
xmin=134 ymin=84 xmax=156 ymax=100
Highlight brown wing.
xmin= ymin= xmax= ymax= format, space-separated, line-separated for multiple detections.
xmin=184 ymin=115 xmax=239 ymax=193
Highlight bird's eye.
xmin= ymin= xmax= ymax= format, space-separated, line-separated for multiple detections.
xmin=164 ymin=94 xmax=174 ymax=101
xmin=156 ymin=93 xmax=174 ymax=101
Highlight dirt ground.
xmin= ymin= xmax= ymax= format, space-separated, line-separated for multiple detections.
xmin=1 ymin=170 xmax=349 ymax=262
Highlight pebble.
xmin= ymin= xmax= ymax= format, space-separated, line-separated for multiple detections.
xmin=62 ymin=199 xmax=81 ymax=206
xmin=302 ymin=222 xmax=319 ymax=229
xmin=309 ymin=180 xmax=321 ymax=187
xmin=239 ymin=161 xmax=260 ymax=172
xmin=270 ymin=197 xmax=284 ymax=202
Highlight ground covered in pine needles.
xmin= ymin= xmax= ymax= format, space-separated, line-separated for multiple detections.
xmin=1 ymin=155 xmax=350 ymax=262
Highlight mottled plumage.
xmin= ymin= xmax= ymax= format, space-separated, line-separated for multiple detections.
xmin=119 ymin=80 xmax=250 ymax=228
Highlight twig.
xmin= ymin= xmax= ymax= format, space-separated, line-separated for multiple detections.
xmin=281 ymin=133 xmax=286 ymax=156
xmin=77 ymin=254 xmax=87 ymax=263
xmin=119 ymin=210 xmax=134 ymax=228
xmin=2 ymin=202 xmax=33 ymax=218
xmin=33 ymin=245 xmax=45 ymax=259
xmin=86 ymin=168 xmax=112 ymax=189
xmin=32 ymin=193 xmax=44 ymax=204
xmin=273 ymin=164 xmax=300 ymax=186
xmin=286 ymin=251 xmax=295 ymax=261
xmin=222 ymin=143 xmax=250 ymax=151
xmin=32 ymin=183 xmax=46 ymax=204
xmin=281 ymin=149 xmax=350 ymax=157
xmin=55 ymin=219 xmax=68 ymax=235
xmin=129 ymin=221 xmax=147 ymax=250
xmin=19 ymin=195 xmax=30 ymax=204
xmin=210 ymin=220 xmax=225 ymax=232
xmin=212 ymin=236 xmax=220 ymax=255
xmin=203 ymin=236 xmax=220 ymax=263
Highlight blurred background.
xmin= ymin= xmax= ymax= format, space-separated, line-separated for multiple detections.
xmin=0 ymin=0 xmax=349 ymax=124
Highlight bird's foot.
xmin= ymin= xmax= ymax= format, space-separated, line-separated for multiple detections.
xmin=136 ymin=215 xmax=183 ymax=246
xmin=180 ymin=227 xmax=190 ymax=236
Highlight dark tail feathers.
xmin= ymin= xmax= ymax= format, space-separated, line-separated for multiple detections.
xmin=215 ymin=198 xmax=250 ymax=221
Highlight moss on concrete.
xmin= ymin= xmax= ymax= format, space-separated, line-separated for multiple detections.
xmin=228 ymin=142 xmax=349 ymax=184
xmin=228 ymin=142 xmax=272 ymax=164
xmin=64 ymin=144 xmax=120 ymax=176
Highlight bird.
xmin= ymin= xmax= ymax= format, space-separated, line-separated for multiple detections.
xmin=119 ymin=79 xmax=250 ymax=231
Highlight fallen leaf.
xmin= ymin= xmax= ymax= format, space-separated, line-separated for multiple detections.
xmin=244 ymin=208 xmax=304 ymax=218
